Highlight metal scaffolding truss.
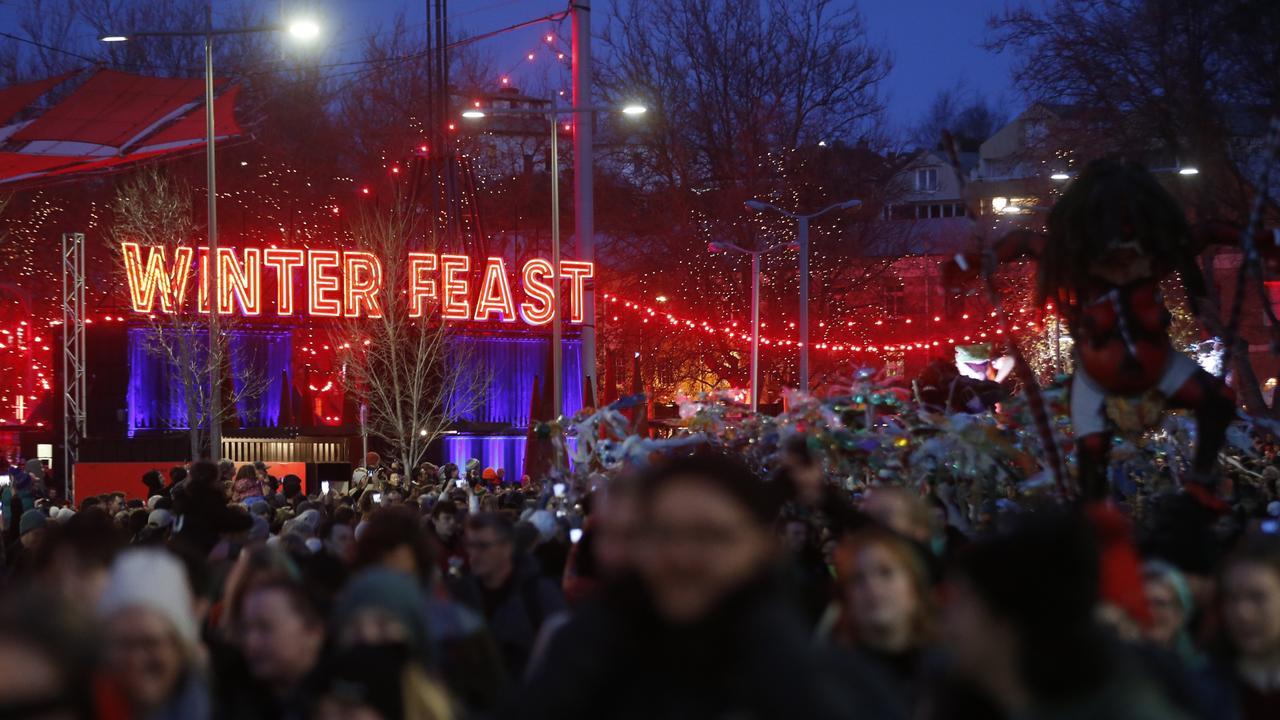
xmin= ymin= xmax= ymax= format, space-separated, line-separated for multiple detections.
xmin=61 ymin=232 xmax=86 ymax=502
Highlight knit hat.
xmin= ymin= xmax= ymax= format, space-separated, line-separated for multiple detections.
xmin=482 ymin=467 xmax=498 ymax=482
xmin=1143 ymin=559 xmax=1193 ymax=616
xmin=97 ymin=549 xmax=198 ymax=651
xmin=331 ymin=568 xmax=433 ymax=662
xmin=24 ymin=459 xmax=43 ymax=478
xmin=19 ymin=509 xmax=46 ymax=536
xmin=147 ymin=509 xmax=174 ymax=528
xmin=283 ymin=509 xmax=321 ymax=538
xmin=247 ymin=513 xmax=269 ymax=543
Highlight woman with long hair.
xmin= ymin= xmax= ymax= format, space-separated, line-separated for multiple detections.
xmin=830 ymin=525 xmax=937 ymax=715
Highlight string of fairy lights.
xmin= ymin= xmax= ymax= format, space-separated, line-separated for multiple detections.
xmin=599 ymin=292 xmax=1046 ymax=355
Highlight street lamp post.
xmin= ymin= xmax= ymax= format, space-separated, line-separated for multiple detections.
xmin=709 ymin=240 xmax=790 ymax=413
xmin=744 ymin=198 xmax=861 ymax=393
xmin=102 ymin=10 xmax=319 ymax=462
xmin=463 ymin=100 xmax=645 ymax=419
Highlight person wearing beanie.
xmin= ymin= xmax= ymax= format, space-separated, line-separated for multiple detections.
xmin=1142 ymin=560 xmax=1205 ymax=670
xmin=97 ymin=548 xmax=210 ymax=720
xmin=148 ymin=509 xmax=175 ymax=529
xmin=23 ymin=458 xmax=46 ymax=495
xmin=331 ymin=568 xmax=434 ymax=663
xmin=19 ymin=508 xmax=47 ymax=541
xmin=4 ymin=508 xmax=47 ymax=575
xmin=283 ymin=508 xmax=322 ymax=540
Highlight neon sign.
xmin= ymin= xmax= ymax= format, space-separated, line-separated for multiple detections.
xmin=121 ymin=243 xmax=594 ymax=327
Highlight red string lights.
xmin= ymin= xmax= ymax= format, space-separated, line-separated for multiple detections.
xmin=600 ymin=292 xmax=1045 ymax=356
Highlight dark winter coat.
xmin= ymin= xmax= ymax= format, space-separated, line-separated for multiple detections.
xmin=502 ymin=573 xmax=890 ymax=720
xmin=452 ymin=554 xmax=567 ymax=679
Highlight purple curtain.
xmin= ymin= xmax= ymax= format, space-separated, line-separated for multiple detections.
xmin=443 ymin=435 xmax=578 ymax=480
xmin=127 ymin=327 xmax=291 ymax=432
xmin=452 ymin=336 xmax=582 ymax=426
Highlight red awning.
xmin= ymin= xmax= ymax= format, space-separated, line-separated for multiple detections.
xmin=0 ymin=152 xmax=90 ymax=181
xmin=0 ymin=72 xmax=73 ymax=126
xmin=138 ymin=84 xmax=243 ymax=151
xmin=0 ymin=70 xmax=242 ymax=186
xmin=41 ymin=148 xmax=173 ymax=178
xmin=10 ymin=69 xmax=209 ymax=148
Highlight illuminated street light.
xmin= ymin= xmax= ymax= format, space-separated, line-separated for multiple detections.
xmin=287 ymin=19 xmax=320 ymax=40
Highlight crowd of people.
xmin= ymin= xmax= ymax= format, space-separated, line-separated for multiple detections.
xmin=1 ymin=440 xmax=1279 ymax=720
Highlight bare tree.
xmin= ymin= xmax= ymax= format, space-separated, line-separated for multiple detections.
xmin=599 ymin=0 xmax=889 ymax=200
xmin=331 ymin=196 xmax=489 ymax=473
xmin=108 ymin=169 xmax=267 ymax=460
xmin=339 ymin=9 xmax=496 ymax=178
xmin=911 ymin=82 xmax=1008 ymax=151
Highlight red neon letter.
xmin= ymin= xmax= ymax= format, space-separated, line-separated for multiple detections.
xmin=519 ymin=258 xmax=555 ymax=326
xmin=197 ymin=249 xmax=209 ymax=314
xmin=218 ymin=247 xmax=261 ymax=315
xmin=121 ymin=242 xmax=193 ymax=313
xmin=439 ymin=255 xmax=471 ymax=320
xmin=263 ymin=248 xmax=305 ymax=316
xmin=560 ymin=260 xmax=594 ymax=324
xmin=473 ymin=257 xmax=517 ymax=322
xmin=343 ymin=251 xmax=383 ymax=318
xmin=307 ymin=250 xmax=342 ymax=317
xmin=407 ymin=253 xmax=438 ymax=317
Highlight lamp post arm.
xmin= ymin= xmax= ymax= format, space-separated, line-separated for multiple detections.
xmin=108 ymin=24 xmax=289 ymax=39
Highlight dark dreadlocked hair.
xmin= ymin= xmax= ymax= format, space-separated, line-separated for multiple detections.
xmin=1041 ymin=158 xmax=1202 ymax=306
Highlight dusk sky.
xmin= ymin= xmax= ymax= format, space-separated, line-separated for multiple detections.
xmin=0 ymin=0 xmax=1037 ymax=133
xmin=317 ymin=0 xmax=1035 ymax=134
